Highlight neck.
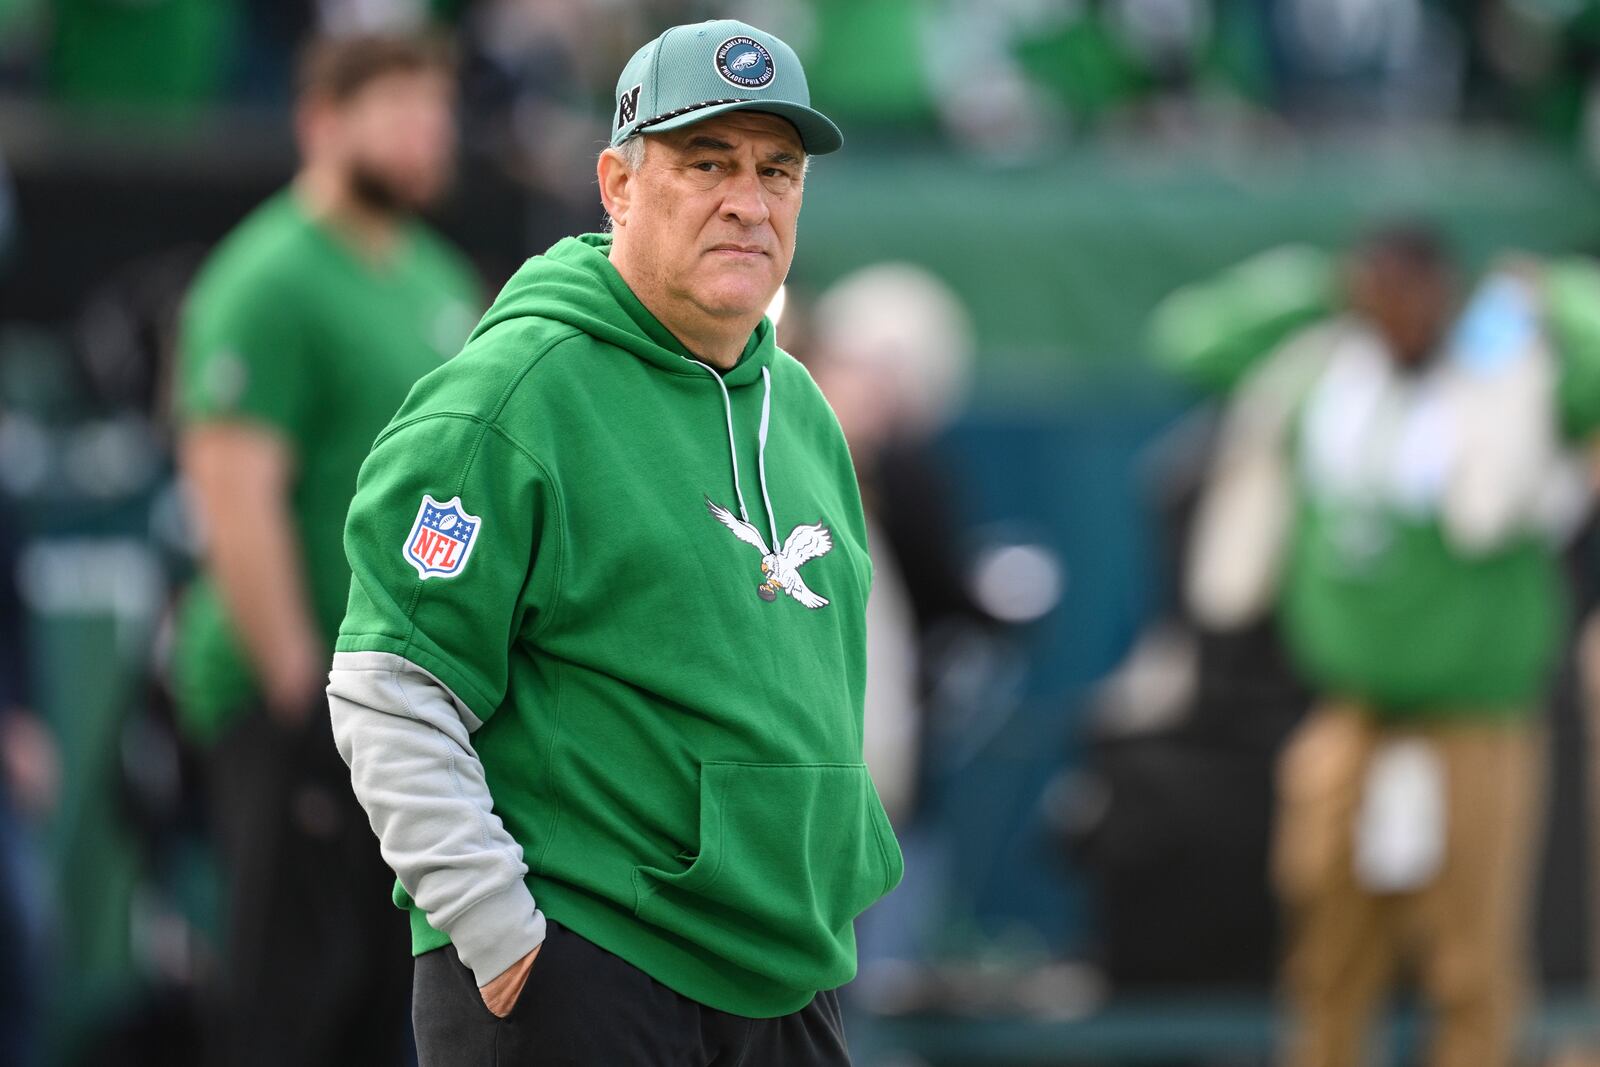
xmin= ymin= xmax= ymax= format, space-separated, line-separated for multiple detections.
xmin=665 ymin=314 xmax=756 ymax=372
xmin=609 ymin=237 xmax=758 ymax=371
xmin=293 ymin=165 xmax=400 ymax=264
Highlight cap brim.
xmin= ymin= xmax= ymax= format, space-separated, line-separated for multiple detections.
xmin=634 ymin=99 xmax=843 ymax=155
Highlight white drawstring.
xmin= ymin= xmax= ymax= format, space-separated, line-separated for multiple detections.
xmin=689 ymin=359 xmax=780 ymax=551
xmin=756 ymin=366 xmax=778 ymax=551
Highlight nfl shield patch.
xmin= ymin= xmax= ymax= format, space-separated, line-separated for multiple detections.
xmin=403 ymin=495 xmax=481 ymax=580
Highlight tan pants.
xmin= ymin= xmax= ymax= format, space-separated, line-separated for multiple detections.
xmin=1274 ymin=702 xmax=1544 ymax=1067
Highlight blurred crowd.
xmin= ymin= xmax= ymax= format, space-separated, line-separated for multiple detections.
xmin=7 ymin=3 xmax=1600 ymax=1067
xmin=11 ymin=1 xmax=1600 ymax=171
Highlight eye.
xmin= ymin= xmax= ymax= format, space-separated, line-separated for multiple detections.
xmin=761 ymin=169 xmax=797 ymax=192
xmin=692 ymin=160 xmax=721 ymax=172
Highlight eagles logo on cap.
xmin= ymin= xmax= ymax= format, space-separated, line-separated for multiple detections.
xmin=714 ymin=36 xmax=775 ymax=90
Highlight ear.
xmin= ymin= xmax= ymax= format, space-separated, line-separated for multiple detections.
xmin=597 ymin=147 xmax=636 ymax=228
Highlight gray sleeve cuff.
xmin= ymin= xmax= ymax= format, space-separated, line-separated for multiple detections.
xmin=326 ymin=649 xmax=547 ymax=989
xmin=451 ymin=886 xmax=547 ymax=989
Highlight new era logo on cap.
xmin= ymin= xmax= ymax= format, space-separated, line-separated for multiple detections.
xmin=617 ymin=84 xmax=641 ymax=130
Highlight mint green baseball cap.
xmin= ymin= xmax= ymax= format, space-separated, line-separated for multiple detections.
xmin=610 ymin=19 xmax=843 ymax=155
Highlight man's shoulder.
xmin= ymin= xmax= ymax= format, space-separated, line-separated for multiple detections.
xmin=769 ymin=347 xmax=842 ymax=424
xmin=189 ymin=195 xmax=315 ymax=310
xmin=405 ymin=220 xmax=480 ymax=297
xmin=395 ymin=315 xmax=591 ymax=425
xmin=1542 ymin=255 xmax=1600 ymax=307
xmin=770 ymin=345 xmax=818 ymax=386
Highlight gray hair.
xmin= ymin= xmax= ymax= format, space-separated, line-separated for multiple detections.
xmin=612 ymin=134 xmax=648 ymax=172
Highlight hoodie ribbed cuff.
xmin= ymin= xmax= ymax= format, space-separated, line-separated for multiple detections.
xmin=447 ymin=881 xmax=545 ymax=989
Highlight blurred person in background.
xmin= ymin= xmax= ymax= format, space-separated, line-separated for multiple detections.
xmin=1151 ymin=224 xmax=1600 ymax=1067
xmin=803 ymin=263 xmax=989 ymax=992
xmin=0 ymin=135 xmax=55 ymax=1067
xmin=171 ymin=31 xmax=480 ymax=1067
xmin=0 ymin=517 xmax=59 ymax=1067
xmin=804 ymin=262 xmax=979 ymax=826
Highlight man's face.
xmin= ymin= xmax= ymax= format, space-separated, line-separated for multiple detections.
xmin=620 ymin=112 xmax=806 ymax=325
xmin=327 ymin=69 xmax=456 ymax=214
xmin=1348 ymin=250 xmax=1454 ymax=368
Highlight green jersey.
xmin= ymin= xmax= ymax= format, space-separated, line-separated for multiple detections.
xmin=333 ymin=233 xmax=904 ymax=1017
xmin=173 ymin=189 xmax=480 ymax=740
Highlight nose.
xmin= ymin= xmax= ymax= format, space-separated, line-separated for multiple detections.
xmin=718 ymin=168 xmax=770 ymax=228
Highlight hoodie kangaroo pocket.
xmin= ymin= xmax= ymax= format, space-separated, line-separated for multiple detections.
xmin=632 ymin=761 xmax=904 ymax=990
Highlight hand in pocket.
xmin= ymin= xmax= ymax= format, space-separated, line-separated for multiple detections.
xmin=480 ymin=943 xmax=542 ymax=1018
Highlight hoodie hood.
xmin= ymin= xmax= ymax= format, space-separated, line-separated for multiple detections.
xmin=473 ymin=232 xmax=789 ymax=558
xmin=469 ymin=232 xmax=777 ymax=388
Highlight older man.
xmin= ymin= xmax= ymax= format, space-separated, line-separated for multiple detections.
xmin=326 ymin=19 xmax=902 ymax=1067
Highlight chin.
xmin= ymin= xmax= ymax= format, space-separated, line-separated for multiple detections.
xmin=694 ymin=280 xmax=778 ymax=321
xmin=403 ymin=182 xmax=446 ymax=213
xmin=388 ymin=169 xmax=447 ymax=211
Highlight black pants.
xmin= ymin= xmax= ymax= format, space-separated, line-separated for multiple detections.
xmin=413 ymin=919 xmax=851 ymax=1066
xmin=206 ymin=704 xmax=412 ymax=1067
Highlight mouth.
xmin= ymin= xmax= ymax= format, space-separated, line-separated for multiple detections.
xmin=707 ymin=244 xmax=769 ymax=261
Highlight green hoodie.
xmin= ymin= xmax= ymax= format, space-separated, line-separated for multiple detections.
xmin=334 ymin=233 xmax=904 ymax=1017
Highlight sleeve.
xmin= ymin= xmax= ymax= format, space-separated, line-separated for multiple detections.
xmin=1148 ymin=244 xmax=1338 ymax=393
xmin=175 ymin=267 xmax=312 ymax=437
xmin=1541 ymin=256 xmax=1600 ymax=440
xmin=329 ymin=411 xmax=561 ymax=985
xmin=335 ymin=412 xmax=560 ymax=719
xmin=327 ymin=652 xmax=544 ymax=987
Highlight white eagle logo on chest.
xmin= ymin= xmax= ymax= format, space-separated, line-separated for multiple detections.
xmin=706 ymin=497 xmax=832 ymax=609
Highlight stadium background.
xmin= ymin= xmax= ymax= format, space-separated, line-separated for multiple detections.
xmin=6 ymin=0 xmax=1600 ymax=1063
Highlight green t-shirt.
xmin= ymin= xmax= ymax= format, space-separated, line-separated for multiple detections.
xmin=173 ymin=189 xmax=480 ymax=740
